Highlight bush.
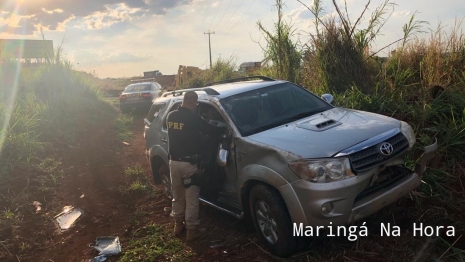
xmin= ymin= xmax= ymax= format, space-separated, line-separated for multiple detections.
xmin=182 ymin=57 xmax=239 ymax=88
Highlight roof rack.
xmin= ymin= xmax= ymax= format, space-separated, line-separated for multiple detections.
xmin=204 ymin=75 xmax=275 ymax=86
xmin=162 ymin=87 xmax=220 ymax=97
xmin=130 ymin=78 xmax=157 ymax=83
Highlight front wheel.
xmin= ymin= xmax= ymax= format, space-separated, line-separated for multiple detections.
xmin=249 ymin=184 xmax=298 ymax=257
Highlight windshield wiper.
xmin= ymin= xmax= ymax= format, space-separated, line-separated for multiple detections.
xmin=287 ymin=109 xmax=326 ymax=121
xmin=247 ymin=122 xmax=285 ymax=135
xmin=244 ymin=109 xmax=329 ymax=136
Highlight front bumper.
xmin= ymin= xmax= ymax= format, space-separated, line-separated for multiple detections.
xmin=287 ymin=139 xmax=438 ymax=227
xmin=348 ymin=169 xmax=419 ymax=223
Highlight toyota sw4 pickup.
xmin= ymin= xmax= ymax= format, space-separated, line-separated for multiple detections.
xmin=143 ymin=76 xmax=437 ymax=257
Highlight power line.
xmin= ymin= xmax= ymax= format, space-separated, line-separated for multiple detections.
xmin=214 ymin=0 xmax=233 ymax=29
xmin=203 ymin=0 xmax=213 ymax=21
xmin=216 ymin=0 xmax=245 ymax=33
xmin=209 ymin=0 xmax=224 ymax=30
xmin=206 ymin=0 xmax=212 ymax=14
xmin=213 ymin=29 xmax=219 ymax=61
xmin=218 ymin=0 xmax=257 ymax=40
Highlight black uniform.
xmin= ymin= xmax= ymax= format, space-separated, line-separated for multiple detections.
xmin=167 ymin=107 xmax=225 ymax=160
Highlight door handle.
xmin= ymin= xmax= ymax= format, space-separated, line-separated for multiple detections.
xmin=161 ymin=138 xmax=167 ymax=143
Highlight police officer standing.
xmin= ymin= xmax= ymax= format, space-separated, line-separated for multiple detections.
xmin=166 ymin=91 xmax=225 ymax=241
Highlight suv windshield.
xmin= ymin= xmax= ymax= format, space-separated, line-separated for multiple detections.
xmin=124 ymin=84 xmax=151 ymax=92
xmin=220 ymin=83 xmax=333 ymax=136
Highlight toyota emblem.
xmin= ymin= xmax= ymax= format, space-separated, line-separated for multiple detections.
xmin=379 ymin=142 xmax=394 ymax=156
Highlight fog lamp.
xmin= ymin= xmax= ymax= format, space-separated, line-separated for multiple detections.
xmin=321 ymin=202 xmax=332 ymax=214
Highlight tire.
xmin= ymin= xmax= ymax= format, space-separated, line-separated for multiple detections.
xmin=249 ymin=184 xmax=297 ymax=257
xmin=158 ymin=164 xmax=172 ymax=199
xmin=150 ymin=157 xmax=162 ymax=185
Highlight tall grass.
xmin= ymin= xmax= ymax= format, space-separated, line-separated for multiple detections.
xmin=257 ymin=0 xmax=302 ymax=82
xmin=181 ymin=57 xmax=239 ymax=88
xmin=0 ymin=93 xmax=47 ymax=172
xmin=0 ymin=52 xmax=108 ymax=177
xmin=0 ymin=45 xmax=115 ymax=260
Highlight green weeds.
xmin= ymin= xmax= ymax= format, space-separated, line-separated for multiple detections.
xmin=34 ymin=158 xmax=65 ymax=192
xmin=128 ymin=180 xmax=149 ymax=192
xmin=437 ymin=236 xmax=465 ymax=261
xmin=122 ymin=164 xmax=155 ymax=196
xmin=119 ymin=224 xmax=194 ymax=262
xmin=125 ymin=164 xmax=144 ymax=176
xmin=2 ymin=208 xmax=18 ymax=220
xmin=115 ymin=114 xmax=134 ymax=141
xmin=180 ymin=57 xmax=239 ymax=88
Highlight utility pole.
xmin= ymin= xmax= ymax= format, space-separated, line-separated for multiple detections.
xmin=204 ymin=30 xmax=215 ymax=69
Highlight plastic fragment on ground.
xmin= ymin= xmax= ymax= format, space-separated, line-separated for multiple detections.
xmin=89 ymin=236 xmax=122 ymax=256
xmin=55 ymin=206 xmax=83 ymax=230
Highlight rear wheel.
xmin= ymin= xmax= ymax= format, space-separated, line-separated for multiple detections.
xmin=158 ymin=164 xmax=172 ymax=199
xmin=249 ymin=184 xmax=297 ymax=257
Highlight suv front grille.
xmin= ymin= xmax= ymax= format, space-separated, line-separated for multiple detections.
xmin=354 ymin=165 xmax=411 ymax=202
xmin=349 ymin=132 xmax=409 ymax=173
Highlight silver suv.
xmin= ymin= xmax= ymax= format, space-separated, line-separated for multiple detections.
xmin=143 ymin=76 xmax=437 ymax=257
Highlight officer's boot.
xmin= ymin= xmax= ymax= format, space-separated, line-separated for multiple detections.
xmin=186 ymin=227 xmax=207 ymax=242
xmin=174 ymin=218 xmax=185 ymax=235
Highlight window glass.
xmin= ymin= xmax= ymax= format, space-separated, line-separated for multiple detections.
xmin=124 ymin=84 xmax=151 ymax=92
xmin=146 ymin=102 xmax=166 ymax=122
xmin=220 ymin=83 xmax=332 ymax=136
xmin=197 ymin=102 xmax=227 ymax=127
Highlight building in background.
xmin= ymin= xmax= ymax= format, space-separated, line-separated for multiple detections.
xmin=239 ymin=61 xmax=262 ymax=73
xmin=133 ymin=65 xmax=205 ymax=90
xmin=144 ymin=70 xmax=162 ymax=77
xmin=131 ymin=74 xmax=176 ymax=90
xmin=175 ymin=65 xmax=203 ymax=88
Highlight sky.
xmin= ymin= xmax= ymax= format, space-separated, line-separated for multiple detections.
xmin=0 ymin=0 xmax=464 ymax=78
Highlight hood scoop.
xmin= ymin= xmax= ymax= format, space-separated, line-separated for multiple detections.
xmin=296 ymin=116 xmax=341 ymax=132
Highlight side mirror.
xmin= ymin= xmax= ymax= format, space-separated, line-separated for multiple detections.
xmin=321 ymin=94 xmax=334 ymax=104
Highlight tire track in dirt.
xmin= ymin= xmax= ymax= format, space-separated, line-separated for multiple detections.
xmin=33 ymin=109 xmax=143 ymax=261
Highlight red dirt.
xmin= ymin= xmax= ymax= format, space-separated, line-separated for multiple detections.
xmin=30 ymin=108 xmax=146 ymax=261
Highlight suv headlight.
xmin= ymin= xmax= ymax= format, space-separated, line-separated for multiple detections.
xmin=400 ymin=121 xmax=416 ymax=148
xmin=289 ymin=158 xmax=355 ymax=183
